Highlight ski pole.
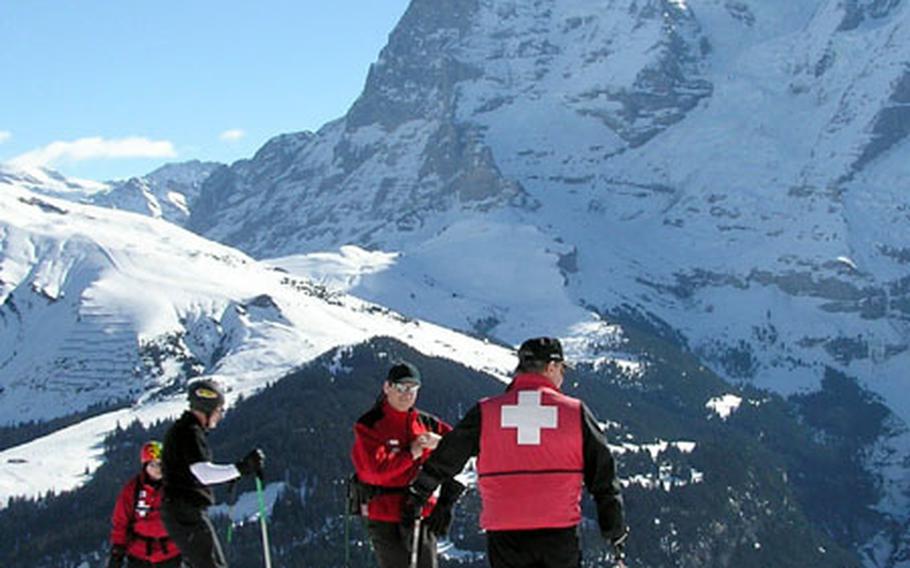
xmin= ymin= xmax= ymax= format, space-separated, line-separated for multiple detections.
xmin=255 ymin=476 xmax=273 ymax=568
xmin=408 ymin=517 xmax=422 ymax=568
xmin=611 ymin=541 xmax=627 ymax=568
xmin=226 ymin=480 xmax=238 ymax=544
xmin=343 ymin=490 xmax=351 ymax=568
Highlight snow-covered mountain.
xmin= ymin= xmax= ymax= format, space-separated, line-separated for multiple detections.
xmin=0 ymin=164 xmax=110 ymax=197
xmin=4 ymin=0 xmax=910 ymax=564
xmin=0 ymin=160 xmax=221 ymax=226
xmin=2 ymin=160 xmax=908 ymax=566
xmin=0 ymin=177 xmax=517 ymax=504
xmin=181 ymin=0 xmax=910 ymax=427
xmin=167 ymin=4 xmax=910 ymax=563
xmin=94 ymin=160 xmax=222 ymax=223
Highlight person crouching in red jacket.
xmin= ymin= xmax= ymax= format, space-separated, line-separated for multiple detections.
xmin=107 ymin=440 xmax=181 ymax=568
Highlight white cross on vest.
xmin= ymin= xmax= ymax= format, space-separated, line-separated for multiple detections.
xmin=500 ymin=390 xmax=558 ymax=445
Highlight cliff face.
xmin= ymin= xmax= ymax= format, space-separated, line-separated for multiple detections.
xmin=187 ymin=0 xmax=910 ymax=410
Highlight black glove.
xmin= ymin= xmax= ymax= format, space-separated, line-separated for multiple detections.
xmin=597 ymin=494 xmax=625 ymax=539
xmin=402 ymin=472 xmax=438 ymax=528
xmin=424 ymin=501 xmax=452 ymax=535
xmin=424 ymin=479 xmax=465 ymax=536
xmin=106 ymin=545 xmax=126 ymax=568
xmin=400 ymin=490 xmax=422 ymax=529
xmin=235 ymin=448 xmax=265 ymax=478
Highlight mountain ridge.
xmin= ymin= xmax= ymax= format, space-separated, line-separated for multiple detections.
xmin=173 ymin=0 xmax=910 ymax=422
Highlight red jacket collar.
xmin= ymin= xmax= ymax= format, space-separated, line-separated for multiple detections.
xmin=507 ymin=373 xmax=560 ymax=393
xmin=381 ymin=399 xmax=412 ymax=419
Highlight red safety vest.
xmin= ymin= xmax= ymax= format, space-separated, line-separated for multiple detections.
xmin=478 ymin=373 xmax=584 ymax=531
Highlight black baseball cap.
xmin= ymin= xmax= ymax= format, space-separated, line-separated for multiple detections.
xmin=386 ymin=361 xmax=421 ymax=385
xmin=517 ymin=337 xmax=565 ymax=365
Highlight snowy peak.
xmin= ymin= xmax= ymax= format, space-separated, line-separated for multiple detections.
xmin=352 ymin=0 xmax=712 ymax=146
xmin=347 ymin=0 xmax=480 ymax=130
xmin=98 ymin=159 xmax=222 ymax=223
xmin=0 ymin=164 xmax=107 ymax=197
xmin=0 ymin=160 xmax=221 ymax=225
xmin=143 ymin=160 xmax=222 ymax=188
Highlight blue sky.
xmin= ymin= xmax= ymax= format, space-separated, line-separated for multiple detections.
xmin=0 ymin=1 xmax=411 ymax=181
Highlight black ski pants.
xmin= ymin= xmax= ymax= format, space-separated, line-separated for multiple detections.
xmin=367 ymin=519 xmax=438 ymax=568
xmin=486 ymin=526 xmax=581 ymax=568
xmin=160 ymin=498 xmax=227 ymax=568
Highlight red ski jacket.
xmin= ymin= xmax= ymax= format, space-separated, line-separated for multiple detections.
xmin=477 ymin=373 xmax=584 ymax=530
xmin=110 ymin=472 xmax=180 ymax=563
xmin=351 ymin=400 xmax=451 ymax=522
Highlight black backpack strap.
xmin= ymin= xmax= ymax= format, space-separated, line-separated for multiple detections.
xmin=347 ymin=474 xmax=408 ymax=514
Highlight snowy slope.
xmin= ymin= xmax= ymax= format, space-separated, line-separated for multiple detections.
xmin=0 ymin=180 xmax=520 ymax=504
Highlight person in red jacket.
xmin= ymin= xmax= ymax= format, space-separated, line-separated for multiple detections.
xmin=351 ymin=361 xmax=459 ymax=568
xmin=107 ymin=440 xmax=181 ymax=568
xmin=405 ymin=337 xmax=627 ymax=568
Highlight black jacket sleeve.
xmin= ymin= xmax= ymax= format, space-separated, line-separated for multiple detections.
xmin=411 ymin=403 xmax=481 ymax=499
xmin=581 ymin=402 xmax=625 ymax=540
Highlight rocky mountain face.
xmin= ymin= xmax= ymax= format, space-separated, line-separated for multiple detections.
xmin=186 ymin=0 xmax=910 ymax=406
xmin=187 ymin=0 xmax=718 ymax=252
xmin=175 ymin=1 xmax=910 ymax=564
xmin=93 ymin=160 xmax=222 ymax=223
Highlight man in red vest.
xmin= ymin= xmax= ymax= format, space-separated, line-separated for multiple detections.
xmin=404 ymin=337 xmax=627 ymax=568
xmin=107 ymin=440 xmax=182 ymax=568
xmin=351 ymin=361 xmax=458 ymax=568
